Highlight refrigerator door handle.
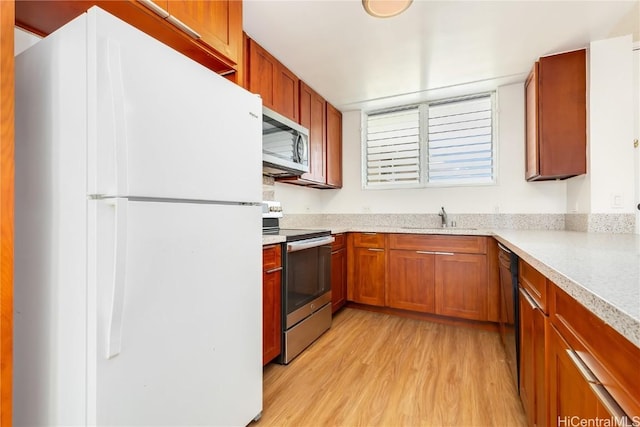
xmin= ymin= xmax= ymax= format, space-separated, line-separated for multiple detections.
xmin=107 ymin=39 xmax=129 ymax=196
xmin=107 ymin=198 xmax=128 ymax=358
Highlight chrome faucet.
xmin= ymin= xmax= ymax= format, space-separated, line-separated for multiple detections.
xmin=438 ymin=207 xmax=448 ymax=228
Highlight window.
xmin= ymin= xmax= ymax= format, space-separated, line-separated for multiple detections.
xmin=363 ymin=93 xmax=495 ymax=188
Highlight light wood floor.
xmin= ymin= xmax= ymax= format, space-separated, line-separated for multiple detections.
xmin=255 ymin=308 xmax=526 ymax=427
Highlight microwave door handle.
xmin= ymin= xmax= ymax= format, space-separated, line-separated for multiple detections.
xmin=293 ymin=133 xmax=302 ymax=163
xmin=287 ymin=236 xmax=335 ymax=252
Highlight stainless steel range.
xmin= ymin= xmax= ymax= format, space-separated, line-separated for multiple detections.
xmin=262 ymin=202 xmax=333 ymax=364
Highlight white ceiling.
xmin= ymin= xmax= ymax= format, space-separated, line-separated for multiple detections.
xmin=243 ymin=0 xmax=638 ymax=112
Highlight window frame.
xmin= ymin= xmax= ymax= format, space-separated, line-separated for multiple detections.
xmin=361 ymin=92 xmax=498 ymax=190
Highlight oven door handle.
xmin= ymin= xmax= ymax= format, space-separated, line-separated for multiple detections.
xmin=287 ymin=236 xmax=335 ymax=252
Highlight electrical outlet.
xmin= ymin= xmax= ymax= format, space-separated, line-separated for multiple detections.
xmin=610 ymin=193 xmax=624 ymax=209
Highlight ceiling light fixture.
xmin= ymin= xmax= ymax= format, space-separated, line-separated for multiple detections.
xmin=362 ymin=0 xmax=413 ymax=18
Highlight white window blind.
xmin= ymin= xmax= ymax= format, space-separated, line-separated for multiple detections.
xmin=364 ymin=107 xmax=420 ymax=186
xmin=427 ymin=96 xmax=494 ymax=184
xmin=363 ymin=93 xmax=495 ymax=188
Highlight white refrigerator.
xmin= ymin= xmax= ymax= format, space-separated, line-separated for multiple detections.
xmin=14 ymin=7 xmax=262 ymax=426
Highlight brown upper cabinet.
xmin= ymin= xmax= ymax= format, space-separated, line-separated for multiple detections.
xmin=525 ymin=49 xmax=586 ymax=181
xmin=244 ymin=35 xmax=342 ymax=188
xmin=326 ymin=103 xmax=343 ymax=188
xmin=164 ymin=1 xmax=242 ymax=67
xmin=245 ymin=37 xmax=299 ymax=123
xmin=15 ymin=0 xmax=242 ymax=79
xmin=297 ymin=81 xmax=327 ymax=185
xmin=280 ymin=83 xmax=343 ymax=189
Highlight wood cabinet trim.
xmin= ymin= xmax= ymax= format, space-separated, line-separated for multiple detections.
xmin=331 ymin=233 xmax=346 ymax=251
xmin=262 ymin=244 xmax=282 ymax=271
xmin=326 ymin=102 xmax=342 ymax=188
xmin=0 ymin=0 xmax=14 ymax=422
xmin=519 ymin=259 xmax=548 ymax=312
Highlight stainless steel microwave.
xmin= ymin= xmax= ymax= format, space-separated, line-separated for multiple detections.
xmin=262 ymin=107 xmax=309 ymax=177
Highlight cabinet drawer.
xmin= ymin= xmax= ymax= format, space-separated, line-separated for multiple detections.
xmin=332 ymin=233 xmax=346 ymax=251
xmin=550 ymin=286 xmax=640 ymax=419
xmin=263 ymin=244 xmax=282 ymax=271
xmin=352 ymin=232 xmax=385 ymax=248
xmin=519 ymin=259 xmax=547 ymax=312
xmin=388 ymin=234 xmax=487 ymax=254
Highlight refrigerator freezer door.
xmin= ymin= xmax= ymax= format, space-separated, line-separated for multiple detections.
xmin=88 ymin=7 xmax=261 ymax=203
xmin=89 ymin=199 xmax=262 ymax=425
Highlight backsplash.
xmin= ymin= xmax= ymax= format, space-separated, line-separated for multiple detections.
xmin=565 ymin=213 xmax=636 ymax=233
xmin=279 ymin=213 xmax=636 ymax=233
xmin=263 ymin=175 xmax=276 ymax=201
xmin=281 ymin=213 xmax=566 ymax=231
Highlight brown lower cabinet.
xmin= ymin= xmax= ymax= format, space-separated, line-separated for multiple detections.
xmin=347 ymin=233 xmax=496 ymax=323
xmin=387 ymin=249 xmax=436 ymax=313
xmin=518 ymin=259 xmax=640 ymax=427
xmin=435 ymin=253 xmax=488 ymax=320
xmin=349 ymin=246 xmax=386 ymax=307
xmin=331 ymin=233 xmax=347 ymax=313
xmin=262 ymin=244 xmax=282 ymax=365
xmin=347 ymin=232 xmax=386 ymax=306
xmin=519 ymin=286 xmax=548 ymax=427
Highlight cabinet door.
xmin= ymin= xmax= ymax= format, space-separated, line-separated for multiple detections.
xmin=331 ymin=248 xmax=347 ymax=313
xmin=352 ymin=247 xmax=385 ymax=306
xmin=387 ymin=250 xmax=435 ymax=313
xmin=275 ymin=65 xmax=299 ymax=123
xmin=326 ymin=102 xmax=342 ymax=188
xmin=248 ymin=40 xmax=276 ymax=111
xmin=525 ymin=63 xmax=539 ymax=180
xmin=167 ymin=0 xmax=241 ymax=65
xmin=526 ymin=49 xmax=586 ymax=181
xmin=299 ymin=81 xmax=327 ymax=184
xmin=519 ymin=288 xmax=548 ymax=427
xmin=548 ymin=326 xmax=624 ymax=426
xmin=262 ymin=251 xmax=282 ymax=365
xmin=435 ymin=253 xmax=488 ymax=320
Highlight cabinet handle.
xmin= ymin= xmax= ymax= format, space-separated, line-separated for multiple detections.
xmin=519 ymin=287 xmax=539 ymax=309
xmin=565 ymin=349 xmax=599 ymax=384
xmin=416 ymin=250 xmax=435 ymax=255
xmin=265 ymin=266 xmax=283 ymax=274
xmin=588 ymin=383 xmax=631 ymax=425
xmin=497 ymin=242 xmax=512 ymax=254
xmin=566 ymin=350 xmax=632 ymax=424
xmin=137 ymin=0 xmax=170 ymax=18
xmin=368 ymin=248 xmax=384 ymax=252
xmin=166 ymin=15 xmax=202 ymax=39
xmin=435 ymin=251 xmax=454 ymax=256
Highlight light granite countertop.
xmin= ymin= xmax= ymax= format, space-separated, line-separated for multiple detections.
xmin=262 ymin=226 xmax=640 ymax=348
xmin=262 ymin=235 xmax=286 ymax=245
xmin=492 ymin=230 xmax=640 ymax=348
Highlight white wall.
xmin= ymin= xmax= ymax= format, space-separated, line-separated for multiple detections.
xmin=276 ymin=83 xmax=568 ymax=214
xmin=567 ymin=35 xmax=635 ymax=214
xmin=15 ymin=27 xmax=41 ymax=55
